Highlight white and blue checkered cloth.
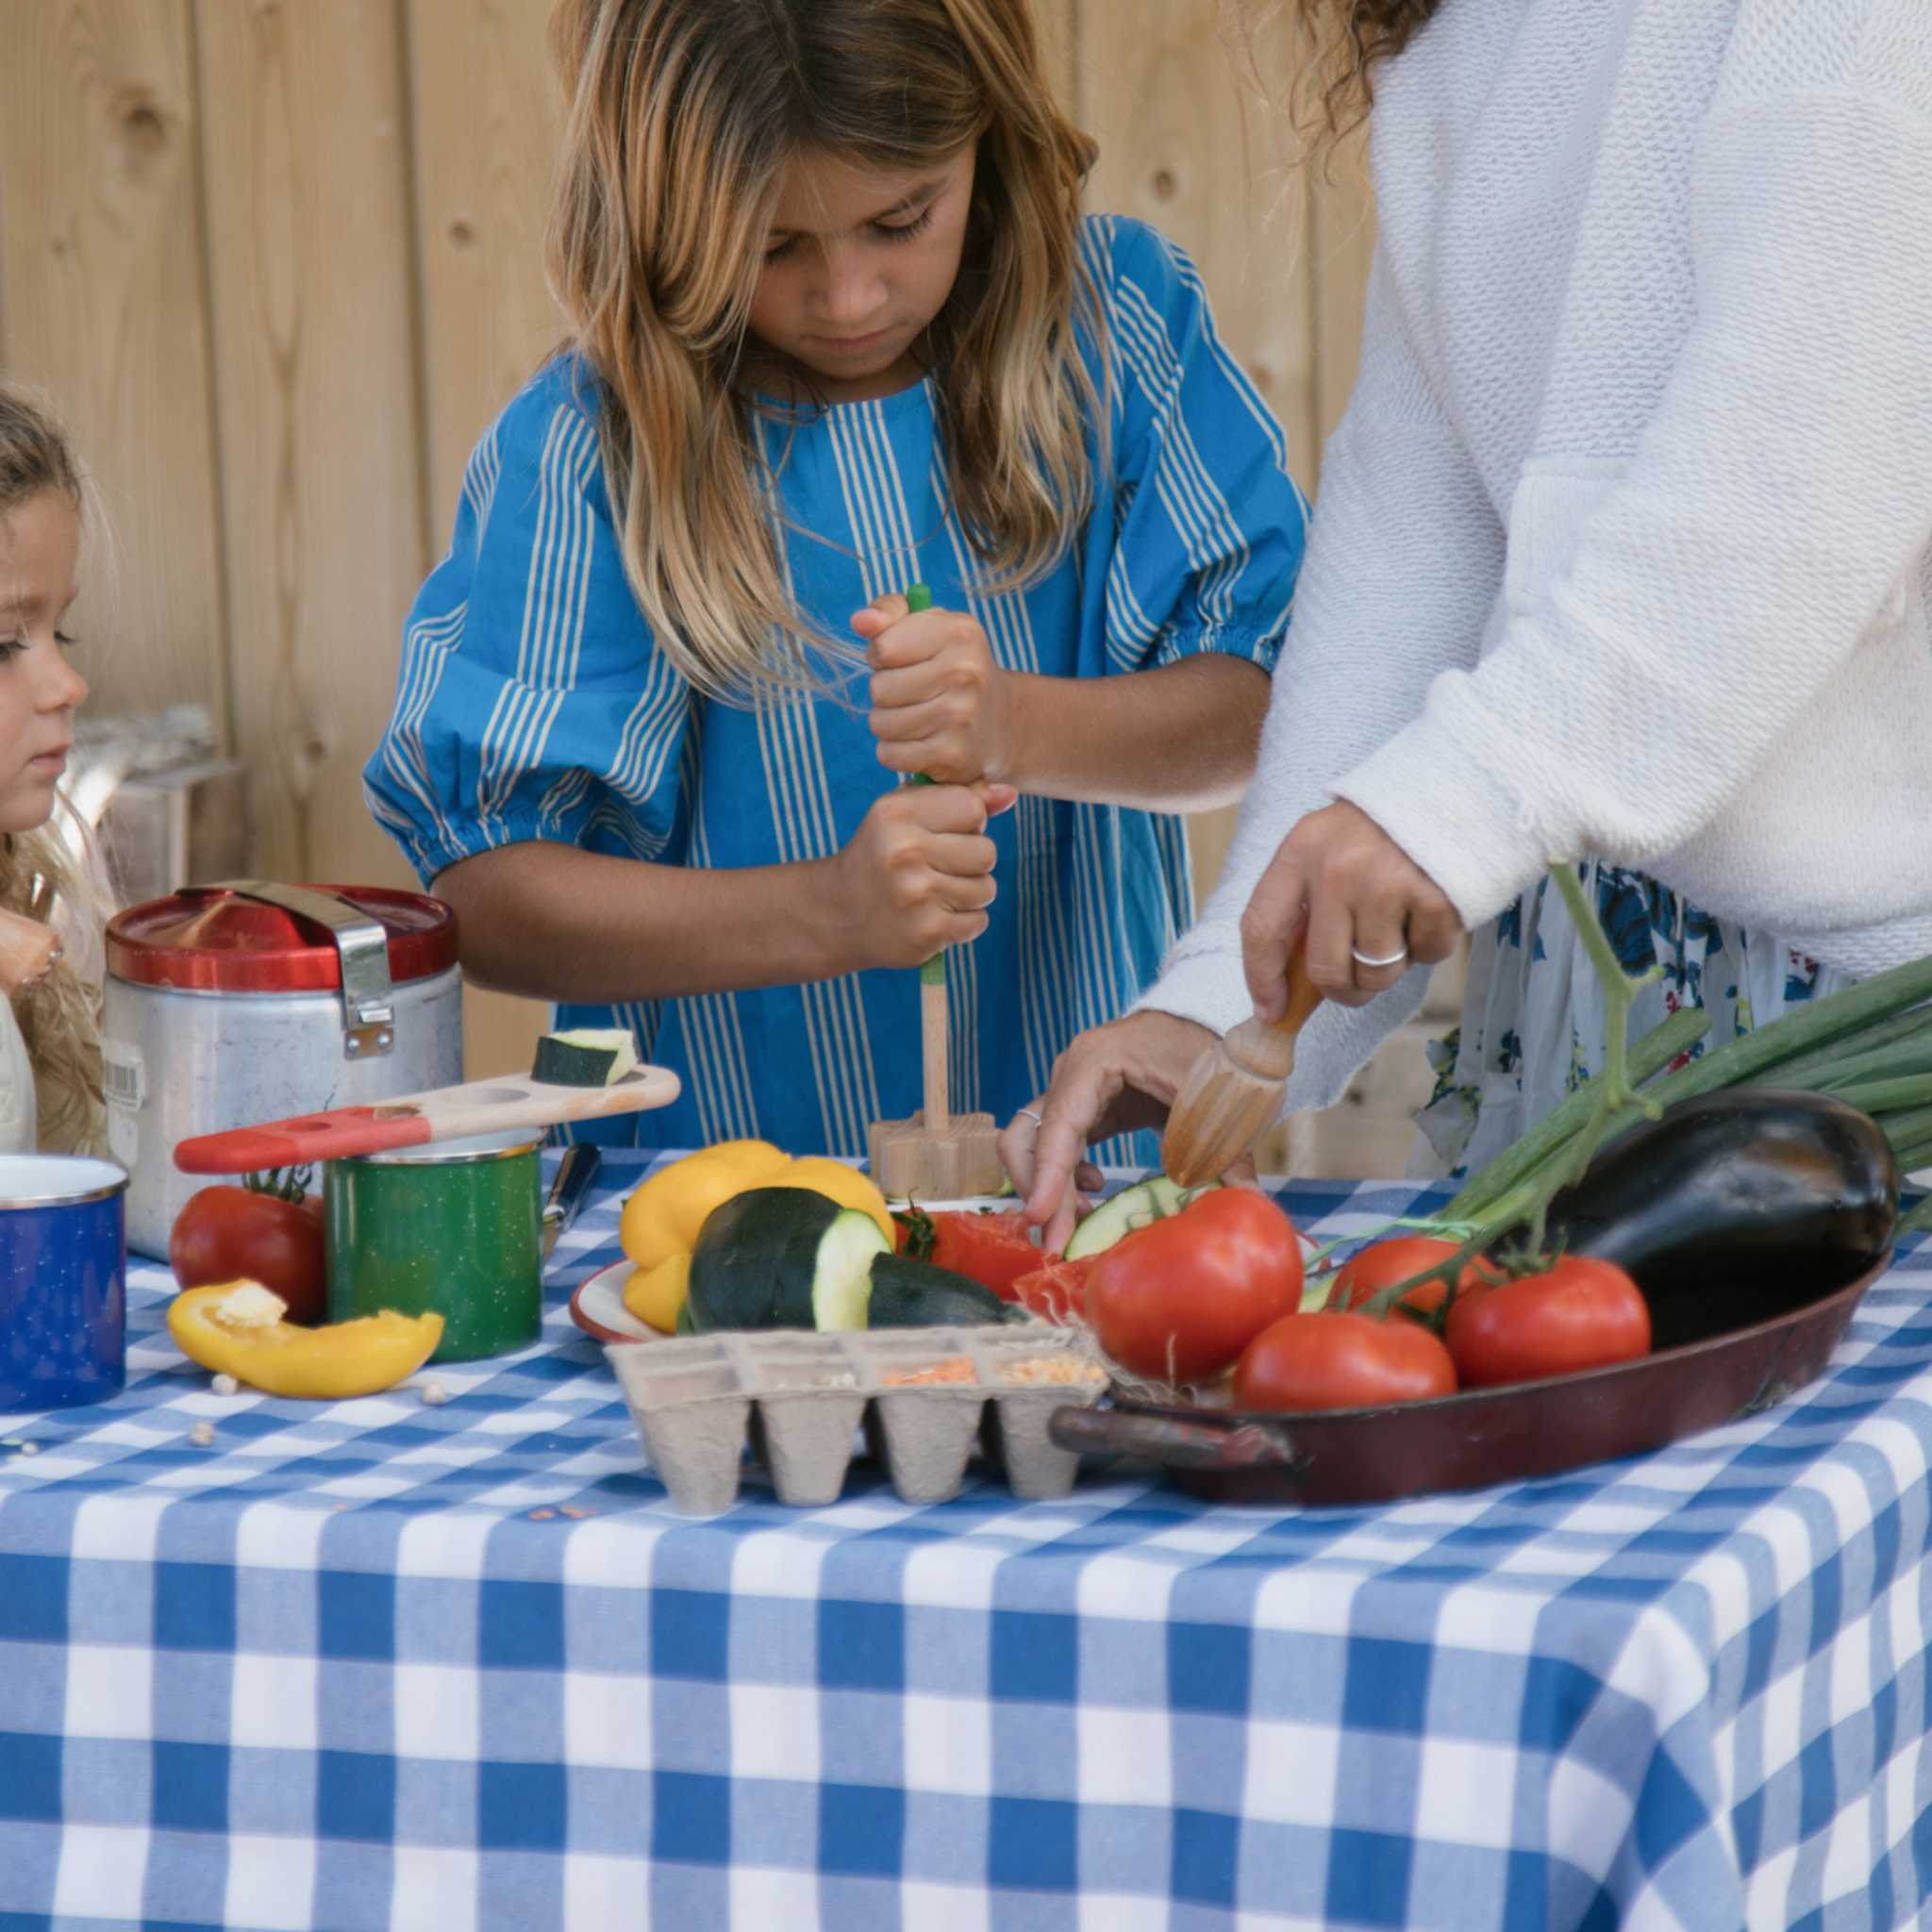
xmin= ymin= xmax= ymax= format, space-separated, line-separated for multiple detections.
xmin=2 ymin=1151 xmax=1929 ymax=1931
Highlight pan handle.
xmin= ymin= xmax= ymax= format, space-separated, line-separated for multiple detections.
xmin=1049 ymin=1403 xmax=1305 ymax=1474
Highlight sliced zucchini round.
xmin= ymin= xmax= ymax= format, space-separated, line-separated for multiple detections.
xmin=1062 ymin=1175 xmax=1223 ymax=1260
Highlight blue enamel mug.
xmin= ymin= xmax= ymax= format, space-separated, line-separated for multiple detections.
xmin=0 ymin=1156 xmax=128 ymax=1412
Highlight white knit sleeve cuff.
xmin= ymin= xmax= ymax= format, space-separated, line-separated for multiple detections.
xmin=1335 ymin=708 xmax=1555 ymax=930
xmin=1127 ymin=920 xmax=1252 ymax=1039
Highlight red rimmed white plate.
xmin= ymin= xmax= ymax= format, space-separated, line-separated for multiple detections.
xmin=570 ymin=1258 xmax=663 ymax=1346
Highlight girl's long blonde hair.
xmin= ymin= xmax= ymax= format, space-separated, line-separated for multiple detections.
xmin=0 ymin=386 xmax=105 ymax=1156
xmin=545 ymin=0 xmax=1101 ymax=699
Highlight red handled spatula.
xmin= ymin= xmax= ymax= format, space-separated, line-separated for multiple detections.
xmin=174 ymin=1065 xmax=681 ymax=1174
xmin=1160 ymin=946 xmax=1324 ymax=1189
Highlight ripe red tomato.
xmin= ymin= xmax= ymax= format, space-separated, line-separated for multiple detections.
xmin=1009 ymin=1254 xmax=1094 ymax=1324
xmin=1234 ymin=1310 xmax=1458 ymax=1411
xmin=1443 ymin=1256 xmax=1651 ymax=1389
xmin=897 ymin=1208 xmax=1041 ymax=1301
xmin=1332 ymin=1235 xmax=1500 ymax=1317
xmin=1085 ymin=1188 xmax=1304 ymax=1383
xmin=170 ymin=1185 xmax=328 ymax=1324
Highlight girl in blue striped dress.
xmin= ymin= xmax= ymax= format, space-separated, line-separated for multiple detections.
xmin=364 ymin=0 xmax=1308 ymax=1161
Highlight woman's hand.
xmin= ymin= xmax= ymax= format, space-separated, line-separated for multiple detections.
xmin=1000 ymin=1010 xmax=1238 ymax=1252
xmin=1241 ymin=800 xmax=1462 ymax=1015
xmin=827 ymin=778 xmax=1016 ymax=972
xmin=855 ymin=591 xmax=1016 ymax=786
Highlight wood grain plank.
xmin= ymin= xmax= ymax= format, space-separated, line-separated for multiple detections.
xmin=192 ymin=0 xmax=426 ymax=894
xmin=406 ymin=0 xmax=563 ymax=1077
xmin=407 ymin=0 xmax=563 ymax=537
xmin=1075 ymin=0 xmax=1318 ymax=912
xmin=0 ymin=0 xmax=228 ymax=725
xmin=1037 ymin=0 xmax=1077 ymax=115
xmin=1078 ymin=0 xmax=1319 ymax=482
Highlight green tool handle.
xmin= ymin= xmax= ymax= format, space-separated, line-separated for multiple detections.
xmin=903 ymin=583 xmax=950 ymax=1133
xmin=904 ymin=583 xmax=944 ymax=988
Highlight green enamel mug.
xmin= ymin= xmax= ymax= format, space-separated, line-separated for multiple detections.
xmin=325 ymin=1129 xmax=543 ymax=1361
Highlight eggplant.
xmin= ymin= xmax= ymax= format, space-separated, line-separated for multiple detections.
xmin=1541 ymin=1089 xmax=1897 ymax=1344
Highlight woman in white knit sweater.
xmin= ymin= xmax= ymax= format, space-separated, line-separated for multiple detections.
xmin=1007 ymin=0 xmax=1932 ymax=1241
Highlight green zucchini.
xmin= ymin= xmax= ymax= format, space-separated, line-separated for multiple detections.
xmin=532 ymin=1027 xmax=640 ymax=1087
xmin=686 ymin=1186 xmax=889 ymax=1333
xmin=1063 ymin=1175 xmax=1221 ymax=1260
xmin=866 ymin=1254 xmax=1029 ymax=1328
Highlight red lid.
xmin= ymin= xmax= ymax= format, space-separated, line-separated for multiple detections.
xmin=106 ymin=885 xmax=458 ymax=994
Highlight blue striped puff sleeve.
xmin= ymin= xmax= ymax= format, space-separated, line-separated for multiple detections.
xmin=363 ymin=363 xmax=691 ymax=885
xmin=1084 ymin=216 xmax=1307 ymax=675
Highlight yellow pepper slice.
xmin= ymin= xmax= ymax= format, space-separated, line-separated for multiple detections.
xmin=168 ymin=1282 xmax=444 ymax=1399
xmin=777 ymin=1158 xmax=894 ymax=1244
xmin=623 ymin=1252 xmax=690 ymax=1334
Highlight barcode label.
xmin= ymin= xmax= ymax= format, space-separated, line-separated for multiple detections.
xmin=103 ymin=1041 xmax=144 ymax=1111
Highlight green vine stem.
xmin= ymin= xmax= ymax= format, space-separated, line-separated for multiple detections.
xmin=1354 ymin=858 xmax=1668 ymax=1323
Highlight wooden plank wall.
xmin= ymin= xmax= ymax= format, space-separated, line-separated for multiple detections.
xmin=0 ymin=0 xmax=1441 ymax=1174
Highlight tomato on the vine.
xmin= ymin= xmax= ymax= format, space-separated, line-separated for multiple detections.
xmin=1330 ymin=1234 xmax=1500 ymax=1317
xmin=1233 ymin=1309 xmax=1458 ymax=1412
xmin=170 ymin=1180 xmax=327 ymax=1324
xmin=1086 ymin=1188 xmax=1303 ymax=1383
xmin=1443 ymin=1255 xmax=1650 ymax=1389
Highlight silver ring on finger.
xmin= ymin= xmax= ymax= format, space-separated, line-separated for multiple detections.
xmin=1015 ymin=1107 xmax=1043 ymax=1127
xmin=1350 ymin=943 xmax=1410 ymax=971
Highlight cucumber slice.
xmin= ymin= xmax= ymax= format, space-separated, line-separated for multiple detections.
xmin=531 ymin=1026 xmax=640 ymax=1087
xmin=1062 ymin=1175 xmax=1223 ymax=1260
xmin=784 ymin=1208 xmax=891 ymax=1331
xmin=688 ymin=1188 xmax=889 ymax=1333
xmin=867 ymin=1254 xmax=1028 ymax=1328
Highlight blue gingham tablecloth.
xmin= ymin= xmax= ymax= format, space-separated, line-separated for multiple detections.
xmin=3 ymin=1151 xmax=1930 ymax=1932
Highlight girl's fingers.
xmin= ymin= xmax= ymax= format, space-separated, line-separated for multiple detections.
xmin=853 ymin=593 xmax=910 ymax=638
xmin=926 ymin=832 xmax=999 ymax=880
xmin=867 ymin=668 xmax=951 ymax=717
xmin=975 ymin=782 xmax=1018 ymax=818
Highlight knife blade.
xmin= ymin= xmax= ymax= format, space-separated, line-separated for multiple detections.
xmin=541 ymin=1142 xmax=603 ymax=1258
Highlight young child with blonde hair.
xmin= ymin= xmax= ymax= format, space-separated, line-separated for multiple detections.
xmin=366 ymin=0 xmax=1308 ymax=1160
xmin=0 ymin=386 xmax=103 ymax=1156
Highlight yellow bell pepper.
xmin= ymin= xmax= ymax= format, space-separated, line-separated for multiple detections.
xmin=773 ymin=1158 xmax=895 ymax=1243
xmin=618 ymin=1140 xmax=790 ymax=1271
xmin=168 ymin=1282 xmax=444 ymax=1399
xmin=616 ymin=1140 xmax=896 ymax=1272
xmin=623 ymin=1251 xmax=691 ymax=1334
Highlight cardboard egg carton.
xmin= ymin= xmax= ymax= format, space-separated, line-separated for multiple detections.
xmin=606 ymin=1325 xmax=1108 ymax=1515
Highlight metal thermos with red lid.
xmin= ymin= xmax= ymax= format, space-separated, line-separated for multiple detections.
xmin=103 ymin=881 xmax=464 ymax=1257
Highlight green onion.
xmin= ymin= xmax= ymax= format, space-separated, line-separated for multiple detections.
xmin=1441 ymin=1006 xmax=1708 ymax=1223
xmin=1823 ymin=1074 xmax=1932 ymax=1117
xmin=1629 ymin=958 xmax=1932 ymax=1117
xmin=1762 ymin=1005 xmax=1932 ymax=1088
